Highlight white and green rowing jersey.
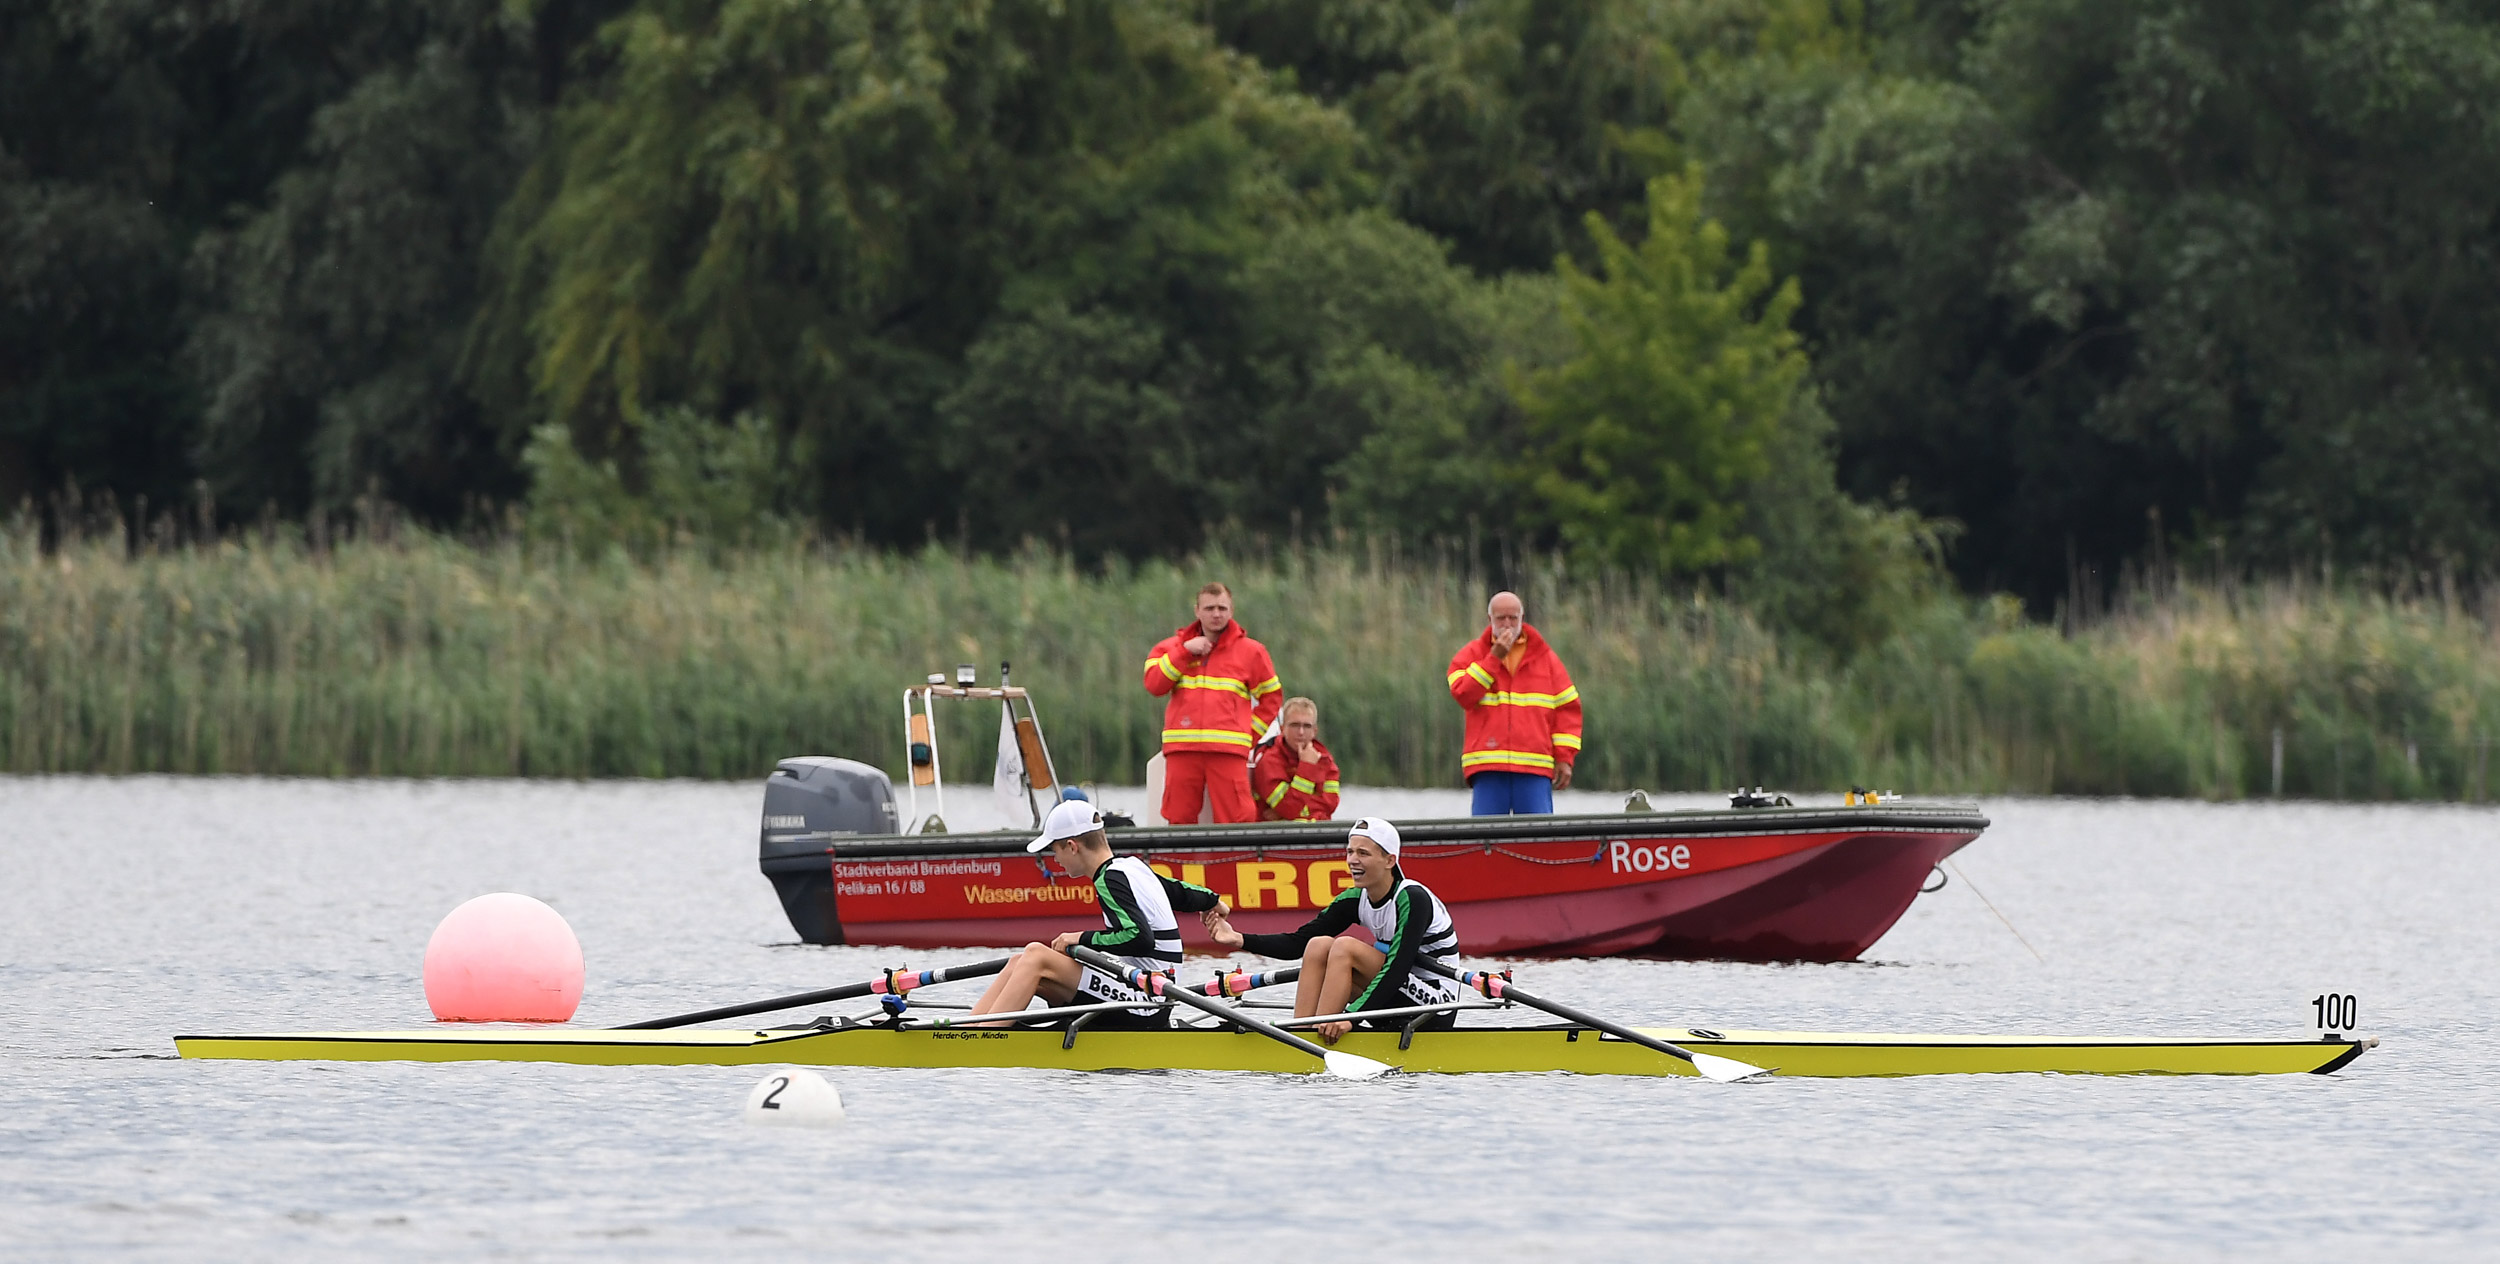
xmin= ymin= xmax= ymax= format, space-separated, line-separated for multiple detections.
xmin=1072 ymin=855 xmax=1223 ymax=1019
xmin=1238 ymin=869 xmax=1460 ymax=1013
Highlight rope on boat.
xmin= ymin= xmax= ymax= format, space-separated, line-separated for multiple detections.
xmin=1947 ymin=859 xmax=2046 ymax=962
xmin=1488 ymin=845 xmax=1610 ymax=866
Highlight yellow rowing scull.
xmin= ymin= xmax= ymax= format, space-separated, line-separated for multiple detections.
xmin=174 ymin=1024 xmax=2373 ymax=1077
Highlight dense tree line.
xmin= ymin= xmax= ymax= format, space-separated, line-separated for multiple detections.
xmin=6 ymin=0 xmax=2496 ymax=620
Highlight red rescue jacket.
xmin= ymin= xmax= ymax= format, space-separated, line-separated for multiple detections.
xmin=1143 ymin=619 xmax=1283 ymax=755
xmin=1446 ymin=623 xmax=1582 ymax=779
xmin=1252 ymin=739 xmax=1340 ymax=821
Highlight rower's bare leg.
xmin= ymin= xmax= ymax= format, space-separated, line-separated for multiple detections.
xmin=1293 ymin=936 xmax=1338 ymax=1018
xmin=1315 ymin=938 xmax=1386 ymax=1024
xmin=967 ymin=945 xmax=1086 ymax=1025
xmin=969 ymin=944 xmax=1048 ymax=1016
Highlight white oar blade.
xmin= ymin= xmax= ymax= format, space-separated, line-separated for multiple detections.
xmin=1322 ymin=1051 xmax=1395 ymax=1081
xmin=1691 ymin=1052 xmax=1774 ymax=1083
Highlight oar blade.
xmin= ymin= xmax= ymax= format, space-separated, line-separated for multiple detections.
xmin=1691 ymin=1052 xmax=1775 ymax=1083
xmin=1322 ymin=1050 xmax=1396 ymax=1081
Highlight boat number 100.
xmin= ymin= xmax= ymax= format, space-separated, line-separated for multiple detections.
xmin=2311 ymin=993 xmax=2358 ymax=1030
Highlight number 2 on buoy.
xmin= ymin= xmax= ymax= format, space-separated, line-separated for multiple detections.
xmin=760 ymin=1076 xmax=789 ymax=1109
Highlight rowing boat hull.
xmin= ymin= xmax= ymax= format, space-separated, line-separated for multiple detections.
xmin=174 ymin=1026 xmax=2371 ymax=1078
xmin=763 ymin=804 xmax=1990 ymax=961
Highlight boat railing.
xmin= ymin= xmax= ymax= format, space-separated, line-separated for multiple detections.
xmin=913 ymin=999 xmax=1167 ymax=1029
xmin=1264 ymin=1000 xmax=1509 ymax=1028
xmin=900 ymin=662 xmax=1068 ymax=834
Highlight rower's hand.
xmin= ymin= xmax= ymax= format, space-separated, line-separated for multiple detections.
xmin=1183 ymin=634 xmax=1213 ymax=657
xmin=1315 ymin=1020 xmax=1352 ymax=1044
xmin=1207 ymin=918 xmax=1243 ymax=950
xmin=1049 ymin=931 xmax=1084 ymax=952
xmin=1553 ymin=762 xmax=1573 ymax=791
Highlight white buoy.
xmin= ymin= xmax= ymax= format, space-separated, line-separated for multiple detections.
xmin=743 ymin=1068 xmax=844 ymax=1127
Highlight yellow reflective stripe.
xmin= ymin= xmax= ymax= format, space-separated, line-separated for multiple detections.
xmin=1462 ymin=748 xmax=1556 ymax=770
xmin=1446 ymin=669 xmax=1470 ymax=687
xmin=1553 ymin=733 xmax=1583 ymax=751
xmin=1146 ymin=655 xmax=1182 ymax=682
xmin=1177 ymin=675 xmax=1251 ymax=699
xmin=1466 ymin=663 xmax=1495 ymax=688
xmin=1264 ymin=782 xmax=1290 ymax=807
xmin=1323 ymin=781 xmax=1340 ymax=793
xmin=1554 ymin=685 xmax=1579 ymax=706
xmin=1251 ymin=677 xmax=1282 ymax=697
xmin=1290 ymin=776 xmax=1315 ymax=794
xmin=1163 ymin=728 xmax=1255 ymax=747
xmin=1480 ymin=691 xmax=1571 ymax=708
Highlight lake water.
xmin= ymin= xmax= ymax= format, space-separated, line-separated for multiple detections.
xmin=2 ymin=776 xmax=2494 ymax=1259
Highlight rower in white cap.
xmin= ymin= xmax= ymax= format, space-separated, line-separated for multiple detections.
xmin=1209 ymin=817 xmax=1462 ymax=1043
xmin=966 ymin=799 xmax=1230 ymax=1027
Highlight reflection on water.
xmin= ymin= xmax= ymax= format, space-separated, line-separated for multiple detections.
xmin=3 ymin=776 xmax=2494 ymax=1257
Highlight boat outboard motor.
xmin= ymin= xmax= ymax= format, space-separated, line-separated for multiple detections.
xmin=759 ymin=756 xmax=898 ymax=945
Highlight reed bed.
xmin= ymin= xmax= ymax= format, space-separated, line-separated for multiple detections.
xmin=5 ymin=520 xmax=2498 ymax=799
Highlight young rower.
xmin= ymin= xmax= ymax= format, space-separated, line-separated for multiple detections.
xmin=966 ymin=799 xmax=1229 ymax=1028
xmin=1208 ymin=818 xmax=1460 ymax=1043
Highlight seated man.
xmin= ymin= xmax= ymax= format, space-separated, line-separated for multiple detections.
xmin=1250 ymin=696 xmax=1341 ymax=821
xmin=966 ymin=799 xmax=1228 ymax=1028
xmin=1207 ymin=818 xmax=1459 ymax=1044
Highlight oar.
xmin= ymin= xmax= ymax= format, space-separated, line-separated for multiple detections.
xmin=613 ymin=957 xmax=1012 ymax=1030
xmin=1417 ymin=958 xmax=1772 ymax=1083
xmin=1066 ymin=945 xmax=1390 ymax=1080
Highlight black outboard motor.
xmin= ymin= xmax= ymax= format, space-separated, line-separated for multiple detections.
xmin=759 ymin=756 xmax=898 ymax=945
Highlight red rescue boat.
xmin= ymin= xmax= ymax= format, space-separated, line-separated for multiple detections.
xmin=755 ymin=674 xmax=1986 ymax=962
xmin=763 ymin=776 xmax=1984 ymax=961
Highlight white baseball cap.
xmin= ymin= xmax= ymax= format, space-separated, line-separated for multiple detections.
xmin=1349 ymin=817 xmax=1401 ymax=858
xmin=1027 ymin=799 xmax=1108 ymax=853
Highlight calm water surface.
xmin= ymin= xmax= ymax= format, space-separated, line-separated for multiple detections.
xmin=2 ymin=777 xmax=2493 ymax=1259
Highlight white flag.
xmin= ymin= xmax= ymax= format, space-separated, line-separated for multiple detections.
xmin=994 ymin=703 xmax=1028 ymax=826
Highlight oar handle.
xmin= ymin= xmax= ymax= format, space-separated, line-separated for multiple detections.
xmin=1414 ymin=957 xmax=1705 ymax=1068
xmin=613 ymin=956 xmax=1012 ymax=1030
xmin=1065 ymin=946 xmax=1333 ymax=1062
xmin=1195 ymin=964 xmax=1301 ymax=998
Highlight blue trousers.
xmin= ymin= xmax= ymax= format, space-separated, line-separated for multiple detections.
xmin=1468 ymin=770 xmax=1554 ymax=816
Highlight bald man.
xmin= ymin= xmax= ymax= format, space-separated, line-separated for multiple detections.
xmin=1445 ymin=591 xmax=1583 ymax=815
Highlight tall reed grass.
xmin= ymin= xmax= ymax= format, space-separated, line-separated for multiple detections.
xmin=5 ymin=515 xmax=2498 ymax=799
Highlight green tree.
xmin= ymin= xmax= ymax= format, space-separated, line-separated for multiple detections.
xmin=1515 ymin=165 xmax=1806 ymax=573
xmin=472 ymin=0 xmax=1370 ymax=548
xmin=186 ymin=0 xmax=625 ymax=521
xmin=1682 ymin=0 xmax=2500 ymax=601
xmin=1213 ymin=0 xmax=1685 ymax=275
xmin=522 ymin=405 xmax=794 ymax=552
xmin=0 ymin=0 xmax=620 ymax=519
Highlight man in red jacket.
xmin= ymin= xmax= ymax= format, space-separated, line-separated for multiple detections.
xmin=1144 ymin=583 xmax=1282 ymax=824
xmin=1446 ymin=591 xmax=1582 ymax=815
xmin=1251 ymin=696 xmax=1340 ymax=821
